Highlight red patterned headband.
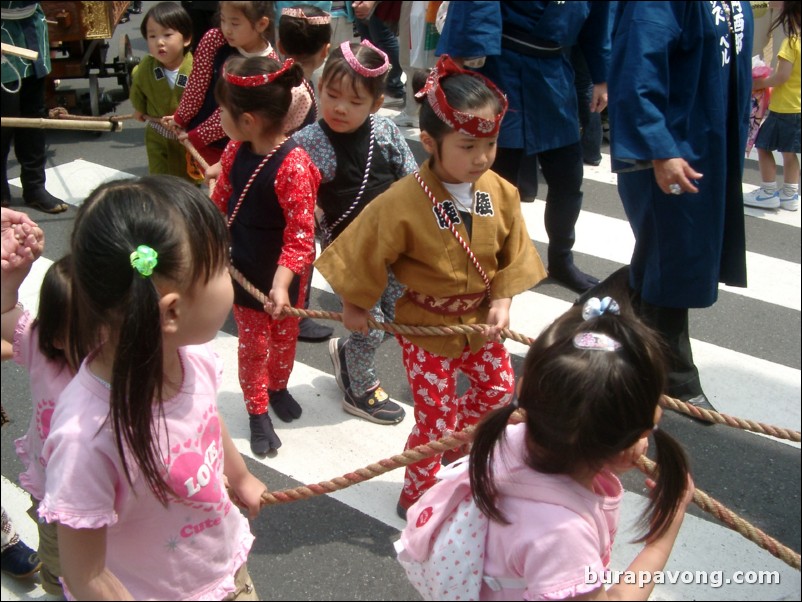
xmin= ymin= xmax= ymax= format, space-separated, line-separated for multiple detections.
xmin=223 ymin=58 xmax=296 ymax=87
xmin=340 ymin=40 xmax=390 ymax=78
xmin=281 ymin=7 xmax=331 ymax=25
xmin=415 ymin=55 xmax=508 ymax=137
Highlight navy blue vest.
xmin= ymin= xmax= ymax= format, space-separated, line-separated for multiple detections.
xmin=228 ymin=139 xmax=302 ymax=310
xmin=316 ymin=117 xmax=394 ymax=241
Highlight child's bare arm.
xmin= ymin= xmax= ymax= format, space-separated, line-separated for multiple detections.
xmin=753 ymin=57 xmax=792 ymax=90
xmin=484 ymin=297 xmax=511 ymax=342
xmin=343 ymin=300 xmax=370 ymax=335
xmin=58 ymin=525 xmax=134 ymax=600
xmin=221 ymin=417 xmax=267 ymax=518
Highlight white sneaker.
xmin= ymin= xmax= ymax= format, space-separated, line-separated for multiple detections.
xmin=744 ymin=187 xmax=780 ymax=209
xmin=779 ymin=193 xmax=799 ymax=211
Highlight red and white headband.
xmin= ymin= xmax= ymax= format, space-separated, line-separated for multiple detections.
xmin=415 ymin=55 xmax=508 ymax=137
xmin=281 ymin=7 xmax=331 ymax=25
xmin=222 ymin=58 xmax=295 ymax=87
xmin=340 ymin=40 xmax=389 ymax=78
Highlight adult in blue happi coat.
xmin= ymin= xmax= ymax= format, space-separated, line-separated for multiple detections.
xmin=436 ymin=0 xmax=611 ymax=293
xmin=608 ymin=1 xmax=752 ymax=417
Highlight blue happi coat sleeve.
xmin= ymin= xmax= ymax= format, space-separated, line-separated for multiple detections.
xmin=436 ymin=1 xmax=502 ymax=58
xmin=577 ymin=1 xmax=611 ymax=83
xmin=608 ymin=1 xmax=684 ymax=164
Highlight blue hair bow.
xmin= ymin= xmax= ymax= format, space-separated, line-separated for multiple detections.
xmin=581 ymin=296 xmax=620 ymax=321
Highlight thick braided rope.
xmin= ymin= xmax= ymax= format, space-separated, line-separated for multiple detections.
xmin=227 ymin=140 xmax=286 ymax=227
xmin=636 ymin=456 xmax=800 ymax=570
xmin=260 ymin=426 xmax=477 ymax=504
xmin=413 ymin=171 xmax=492 ymax=297
xmin=254 ymin=409 xmax=801 ymax=571
xmin=659 ymin=395 xmax=801 ymax=442
xmin=323 ymin=115 xmax=375 ymax=239
xmin=181 ymin=138 xmax=210 ymax=173
xmin=228 ymin=264 xmax=534 ymax=346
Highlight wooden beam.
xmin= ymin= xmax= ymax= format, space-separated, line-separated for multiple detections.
xmin=1 ymin=42 xmax=38 ymax=61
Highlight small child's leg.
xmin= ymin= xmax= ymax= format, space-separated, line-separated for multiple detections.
xmin=26 ymin=504 xmax=61 ymax=596
xmin=779 ymin=152 xmax=800 ymax=211
xmin=266 ymin=312 xmax=302 ymax=422
xmin=398 ymin=339 xmax=460 ymax=510
xmin=745 ymin=147 xmax=780 ymax=209
xmin=756 ymin=147 xmax=778 ymax=184
xmin=338 ymin=274 xmax=406 ymax=425
xmin=233 ymin=305 xmax=271 ymax=416
xmin=233 ymin=306 xmax=282 ymax=454
xmin=459 ymin=341 xmax=515 ymax=429
xmin=345 ymin=317 xmax=384 ymax=397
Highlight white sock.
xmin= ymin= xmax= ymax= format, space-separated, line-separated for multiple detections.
xmin=761 ymin=180 xmax=778 ymax=194
xmin=781 ymin=183 xmax=799 ymax=198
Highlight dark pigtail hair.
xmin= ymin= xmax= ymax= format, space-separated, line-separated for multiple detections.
xmin=469 ymin=403 xmax=519 ymax=523
xmin=769 ymin=0 xmax=801 ymax=37
xmin=640 ymin=427 xmax=691 ymax=542
xmin=34 ymin=255 xmax=89 ymax=374
xmin=71 ymin=176 xmax=229 ymax=506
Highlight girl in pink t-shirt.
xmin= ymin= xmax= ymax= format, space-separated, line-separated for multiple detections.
xmin=36 ymin=176 xmax=267 ymax=601
xmin=412 ymin=296 xmax=695 ymax=601
xmin=1 ymin=254 xmax=91 ymax=597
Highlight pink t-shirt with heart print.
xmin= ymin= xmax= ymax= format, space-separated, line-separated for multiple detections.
xmin=13 ymin=310 xmax=74 ymax=502
xmin=39 ymin=344 xmax=254 ymax=601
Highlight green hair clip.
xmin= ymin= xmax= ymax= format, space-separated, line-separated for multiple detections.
xmin=129 ymin=245 xmax=159 ymax=277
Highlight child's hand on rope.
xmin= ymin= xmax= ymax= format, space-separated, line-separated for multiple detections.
xmin=343 ymin=300 xmax=370 ymax=335
xmin=161 ymin=114 xmax=178 ymax=131
xmin=227 ymin=473 xmax=268 ymax=519
xmin=266 ymin=266 xmax=295 ymax=319
xmin=266 ymin=286 xmax=290 ymax=320
xmin=483 ymin=297 xmax=511 ymax=342
xmin=205 ymin=161 xmax=222 ymax=185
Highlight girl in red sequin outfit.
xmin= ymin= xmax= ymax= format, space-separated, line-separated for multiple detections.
xmin=212 ymin=56 xmax=321 ymax=455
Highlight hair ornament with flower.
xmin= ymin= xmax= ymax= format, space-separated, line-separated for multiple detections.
xmin=340 ymin=39 xmax=390 ymax=78
xmin=281 ymin=6 xmax=332 ymax=25
xmin=414 ymin=54 xmax=508 ymax=137
xmin=222 ymin=58 xmax=296 ymax=87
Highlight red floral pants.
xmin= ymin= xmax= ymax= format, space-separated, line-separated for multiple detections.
xmin=233 ymin=298 xmax=303 ymax=415
xmin=398 ymin=337 xmax=514 ymax=505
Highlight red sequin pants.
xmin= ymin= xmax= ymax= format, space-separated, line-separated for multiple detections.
xmin=233 ymin=294 xmax=304 ymax=415
xmin=398 ymin=337 xmax=514 ymax=506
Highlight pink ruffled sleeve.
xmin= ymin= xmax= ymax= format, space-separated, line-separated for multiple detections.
xmin=38 ymin=390 xmax=120 ymax=529
xmin=12 ymin=310 xmax=34 ymax=369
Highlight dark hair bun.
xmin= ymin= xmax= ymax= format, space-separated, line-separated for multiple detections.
xmin=278 ymin=61 xmax=306 ymax=88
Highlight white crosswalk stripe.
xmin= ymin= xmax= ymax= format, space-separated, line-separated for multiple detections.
xmin=2 ymin=143 xmax=799 ymax=600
